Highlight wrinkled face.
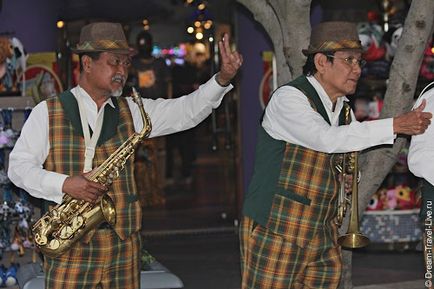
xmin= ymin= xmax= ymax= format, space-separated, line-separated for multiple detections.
xmin=87 ymin=52 xmax=131 ymax=97
xmin=320 ymin=50 xmax=363 ymax=99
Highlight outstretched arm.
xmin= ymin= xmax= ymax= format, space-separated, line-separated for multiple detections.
xmin=216 ymin=33 xmax=243 ymax=87
xmin=393 ymin=99 xmax=432 ymax=135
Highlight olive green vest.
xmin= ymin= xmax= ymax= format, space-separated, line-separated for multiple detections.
xmin=44 ymin=91 xmax=141 ymax=241
xmin=243 ymin=76 xmax=349 ymax=234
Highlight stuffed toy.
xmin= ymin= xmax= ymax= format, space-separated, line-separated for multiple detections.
xmin=10 ymin=37 xmax=27 ymax=79
xmin=10 ymin=226 xmax=24 ymax=257
xmin=367 ymin=188 xmax=385 ymax=211
xmin=0 ymin=36 xmax=27 ymax=94
xmin=395 ymin=185 xmax=417 ymax=210
xmin=420 ymin=41 xmax=434 ymax=81
xmin=0 ymin=37 xmax=13 ymax=78
xmin=384 ymin=25 xmax=403 ymax=61
xmin=354 ymin=97 xmax=370 ymax=121
xmin=3 ymin=263 xmax=18 ymax=287
xmin=368 ymin=95 xmax=384 ymax=120
xmin=0 ymin=201 xmax=11 ymax=260
xmin=358 ymin=22 xmax=386 ymax=62
xmin=383 ymin=188 xmax=398 ymax=210
xmin=0 ymin=108 xmax=18 ymax=148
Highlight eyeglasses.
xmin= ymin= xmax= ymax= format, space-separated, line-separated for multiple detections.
xmin=327 ymin=55 xmax=366 ymax=68
xmin=107 ymin=57 xmax=131 ymax=68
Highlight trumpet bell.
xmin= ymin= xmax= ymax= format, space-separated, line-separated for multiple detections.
xmin=338 ymin=232 xmax=369 ymax=249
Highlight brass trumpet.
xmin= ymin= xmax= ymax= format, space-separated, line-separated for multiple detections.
xmin=335 ymin=103 xmax=369 ymax=249
xmin=336 ymin=151 xmax=369 ymax=249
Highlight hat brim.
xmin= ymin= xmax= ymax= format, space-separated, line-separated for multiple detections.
xmin=71 ymin=47 xmax=137 ymax=56
xmin=302 ymin=47 xmax=363 ymax=56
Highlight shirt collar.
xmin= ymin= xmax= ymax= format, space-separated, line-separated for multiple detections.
xmin=306 ymin=76 xmax=349 ymax=112
xmin=72 ymin=85 xmax=116 ymax=110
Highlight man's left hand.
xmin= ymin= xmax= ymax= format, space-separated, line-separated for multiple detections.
xmin=216 ymin=33 xmax=243 ymax=86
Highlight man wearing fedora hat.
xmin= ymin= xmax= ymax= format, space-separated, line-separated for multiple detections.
xmin=8 ymin=22 xmax=242 ymax=289
xmin=240 ymin=21 xmax=431 ymax=288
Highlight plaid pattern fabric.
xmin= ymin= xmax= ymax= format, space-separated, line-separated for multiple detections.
xmin=241 ymin=75 xmax=349 ymax=288
xmin=266 ymin=143 xmax=339 ymax=248
xmin=240 ymin=216 xmax=341 ymax=289
xmin=314 ymin=39 xmax=361 ymax=52
xmin=76 ymin=40 xmax=129 ymax=51
xmin=44 ymin=230 xmax=141 ymax=289
xmin=44 ymin=96 xmax=141 ymax=241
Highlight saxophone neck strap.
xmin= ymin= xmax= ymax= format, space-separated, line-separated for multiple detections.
xmin=75 ymin=88 xmax=105 ymax=173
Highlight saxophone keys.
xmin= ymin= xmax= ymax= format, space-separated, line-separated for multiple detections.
xmin=71 ymin=215 xmax=85 ymax=230
xmin=49 ymin=239 xmax=60 ymax=250
xmin=59 ymin=225 xmax=74 ymax=240
xmin=98 ymin=176 xmax=107 ymax=184
xmin=34 ymin=233 xmax=47 ymax=246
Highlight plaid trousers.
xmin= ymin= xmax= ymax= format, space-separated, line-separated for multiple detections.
xmin=44 ymin=230 xmax=141 ymax=289
xmin=240 ymin=216 xmax=342 ymax=289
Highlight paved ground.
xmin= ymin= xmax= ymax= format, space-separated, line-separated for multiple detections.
xmin=143 ymin=228 xmax=426 ymax=289
xmin=7 ymin=206 xmax=428 ymax=289
xmin=7 ymin=226 xmax=427 ymax=289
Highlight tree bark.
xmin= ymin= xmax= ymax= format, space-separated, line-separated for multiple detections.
xmin=237 ymin=0 xmax=311 ymax=84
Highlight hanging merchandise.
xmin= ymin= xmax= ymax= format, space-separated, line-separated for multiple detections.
xmin=383 ymin=25 xmax=403 ymax=61
xmin=22 ymin=64 xmax=63 ymax=104
xmin=358 ymin=22 xmax=386 ymax=62
xmin=0 ymin=36 xmax=27 ymax=95
xmin=0 ymin=109 xmax=18 ymax=148
xmin=357 ymin=22 xmax=390 ymax=79
xmin=420 ymin=38 xmax=434 ymax=81
xmin=3 ymin=263 xmax=18 ymax=287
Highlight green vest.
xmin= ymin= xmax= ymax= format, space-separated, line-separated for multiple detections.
xmin=44 ymin=91 xmax=141 ymax=241
xmin=243 ymin=76 xmax=349 ymax=236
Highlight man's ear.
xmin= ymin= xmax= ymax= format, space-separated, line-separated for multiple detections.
xmin=82 ymin=55 xmax=92 ymax=73
xmin=314 ymin=53 xmax=329 ymax=74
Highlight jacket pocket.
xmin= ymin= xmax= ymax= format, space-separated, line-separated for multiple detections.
xmin=266 ymin=192 xmax=316 ymax=248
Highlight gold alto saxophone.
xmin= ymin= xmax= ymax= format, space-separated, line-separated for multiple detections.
xmin=32 ymin=87 xmax=152 ymax=257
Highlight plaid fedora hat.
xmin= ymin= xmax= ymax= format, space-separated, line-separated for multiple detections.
xmin=302 ymin=21 xmax=362 ymax=56
xmin=72 ymin=22 xmax=133 ymax=55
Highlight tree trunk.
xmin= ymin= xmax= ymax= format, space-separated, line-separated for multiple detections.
xmin=237 ymin=0 xmax=311 ymax=84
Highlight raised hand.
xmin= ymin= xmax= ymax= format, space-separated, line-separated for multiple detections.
xmin=216 ymin=33 xmax=243 ymax=86
xmin=393 ymin=99 xmax=432 ymax=135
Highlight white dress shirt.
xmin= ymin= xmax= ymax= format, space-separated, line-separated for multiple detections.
xmin=8 ymin=74 xmax=232 ymax=203
xmin=262 ymin=76 xmax=395 ymax=153
xmin=408 ymin=83 xmax=434 ymax=185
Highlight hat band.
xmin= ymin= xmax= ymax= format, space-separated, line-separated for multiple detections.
xmin=75 ymin=39 xmax=129 ymax=51
xmin=314 ymin=39 xmax=361 ymax=52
